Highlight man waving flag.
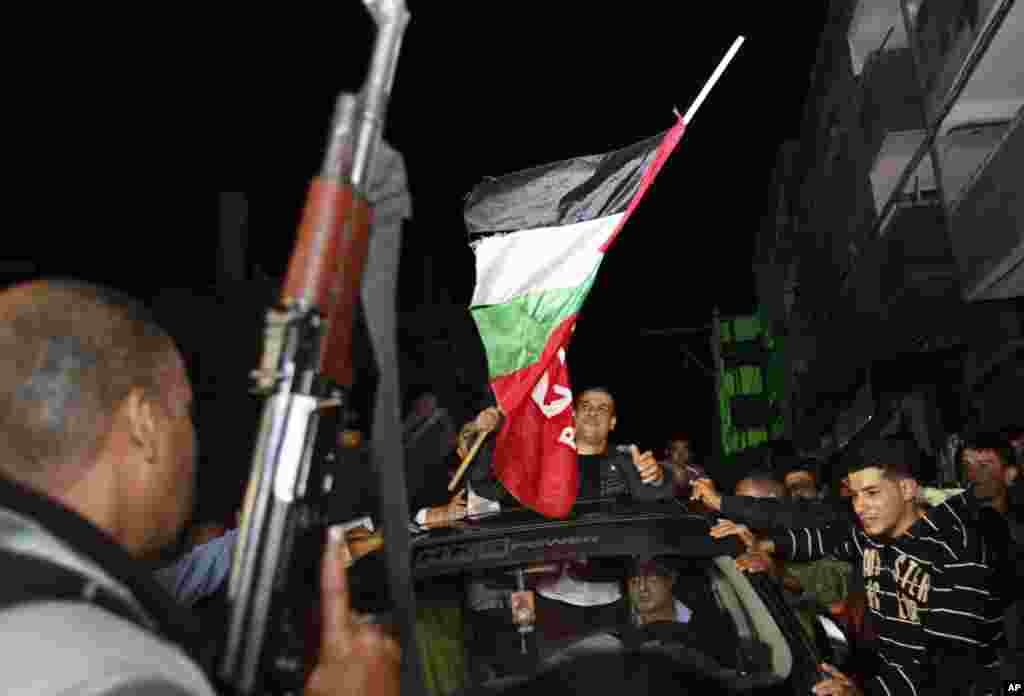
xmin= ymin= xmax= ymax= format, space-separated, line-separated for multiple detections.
xmin=464 ymin=37 xmax=744 ymax=518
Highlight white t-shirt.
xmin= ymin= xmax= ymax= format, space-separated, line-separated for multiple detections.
xmin=467 ymin=485 xmax=501 ymax=516
xmin=535 ymin=565 xmax=622 ymax=607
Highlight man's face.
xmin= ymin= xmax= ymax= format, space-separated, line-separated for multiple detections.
xmin=838 ymin=477 xmax=852 ymax=498
xmin=628 ymin=570 xmax=675 ymax=617
xmin=669 ymin=440 xmax=691 ymax=467
xmin=574 ymin=390 xmax=616 ymax=445
xmin=848 ymin=467 xmax=916 ymax=539
xmin=784 ymin=470 xmax=818 ymax=499
xmin=668 ymin=440 xmax=690 ymax=483
xmin=962 ymin=448 xmax=1009 ymax=501
xmin=735 ymin=478 xmax=786 ymax=499
xmin=145 ymin=353 xmax=197 ymax=551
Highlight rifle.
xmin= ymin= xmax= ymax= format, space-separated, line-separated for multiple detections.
xmin=219 ymin=2 xmax=415 ymax=694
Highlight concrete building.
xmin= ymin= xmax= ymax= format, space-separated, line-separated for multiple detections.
xmin=754 ymin=0 xmax=1022 ymax=475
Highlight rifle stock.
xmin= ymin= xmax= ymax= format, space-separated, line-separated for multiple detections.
xmin=219 ymin=2 xmax=411 ymax=694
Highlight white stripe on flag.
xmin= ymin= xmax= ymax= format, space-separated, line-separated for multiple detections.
xmin=471 ymin=213 xmax=623 ymax=306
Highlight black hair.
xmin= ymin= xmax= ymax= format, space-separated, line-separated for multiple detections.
xmin=959 ymin=431 xmax=1015 ymax=471
xmin=666 ymin=430 xmax=692 ymax=445
xmin=574 ymin=385 xmax=615 ymax=405
xmin=627 ymin=555 xmax=678 ymax=579
xmin=776 ymin=455 xmax=818 ymax=481
xmin=844 ymin=437 xmax=922 ymax=480
xmin=741 ymin=468 xmax=783 ymax=485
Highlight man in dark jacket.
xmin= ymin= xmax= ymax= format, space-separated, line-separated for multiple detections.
xmin=467 ymin=386 xmax=672 ymax=506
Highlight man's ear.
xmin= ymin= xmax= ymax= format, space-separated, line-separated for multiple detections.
xmin=1006 ymin=465 xmax=1019 ymax=485
xmin=609 ymin=415 xmax=617 ymax=432
xmin=124 ymin=387 xmax=159 ymax=461
xmin=899 ymin=478 xmax=920 ymax=503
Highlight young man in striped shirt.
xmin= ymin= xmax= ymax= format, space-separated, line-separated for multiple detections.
xmin=712 ymin=437 xmax=1006 ymax=696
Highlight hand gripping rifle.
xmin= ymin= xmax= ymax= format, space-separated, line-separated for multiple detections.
xmin=218 ymin=2 xmax=420 ymax=694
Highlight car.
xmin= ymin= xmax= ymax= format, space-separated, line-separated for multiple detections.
xmin=402 ymin=497 xmax=849 ymax=695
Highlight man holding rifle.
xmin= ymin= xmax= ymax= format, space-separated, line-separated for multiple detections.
xmin=0 ymin=279 xmax=400 ymax=696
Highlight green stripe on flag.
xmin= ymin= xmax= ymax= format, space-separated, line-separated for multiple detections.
xmin=471 ymin=270 xmax=597 ymax=379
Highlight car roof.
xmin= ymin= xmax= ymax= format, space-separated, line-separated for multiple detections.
xmin=410 ymin=498 xmax=743 ymax=579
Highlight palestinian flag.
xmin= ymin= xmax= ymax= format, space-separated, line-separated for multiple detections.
xmin=465 ymin=117 xmax=686 ymax=518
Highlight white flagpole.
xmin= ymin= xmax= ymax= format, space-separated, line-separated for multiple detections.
xmin=681 ymin=35 xmax=745 ymax=125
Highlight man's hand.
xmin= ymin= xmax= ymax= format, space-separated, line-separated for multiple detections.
xmin=340 ymin=527 xmax=384 ymax=566
xmin=709 ymin=519 xmax=757 ymax=550
xmin=306 ymin=530 xmax=401 ymax=696
xmin=630 ymin=445 xmax=663 ymax=485
xmin=425 ymin=490 xmax=467 ymax=526
xmin=813 ymin=663 xmax=862 ymax=695
xmin=690 ymin=477 xmax=722 ymax=511
xmin=446 ymin=489 xmax=468 ymax=520
xmin=473 ymin=407 xmax=502 ymax=433
xmin=829 ymin=592 xmax=869 ymax=641
xmin=735 ymin=550 xmax=781 ymax=577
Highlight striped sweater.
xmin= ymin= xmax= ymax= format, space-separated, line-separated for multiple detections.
xmin=768 ymin=491 xmax=1006 ymax=696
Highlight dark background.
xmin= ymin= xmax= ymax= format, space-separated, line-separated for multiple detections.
xmin=3 ymin=4 xmax=826 ymax=520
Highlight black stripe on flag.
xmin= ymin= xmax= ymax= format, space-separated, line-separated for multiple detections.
xmin=464 ymin=130 xmax=668 ymax=240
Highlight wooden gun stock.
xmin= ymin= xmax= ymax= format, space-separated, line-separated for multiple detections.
xmin=282 ymin=177 xmax=371 ymax=388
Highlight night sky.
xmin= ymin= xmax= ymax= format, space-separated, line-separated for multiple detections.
xmin=5 ymin=4 xmax=826 ymax=507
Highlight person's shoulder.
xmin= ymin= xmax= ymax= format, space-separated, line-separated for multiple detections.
xmin=919 ymin=491 xmax=995 ymax=559
xmin=0 ymin=600 xmax=216 ymax=696
xmin=607 ymin=445 xmax=634 ymax=462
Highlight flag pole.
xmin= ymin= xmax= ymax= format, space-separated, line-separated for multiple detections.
xmin=681 ymin=35 xmax=745 ymax=125
xmin=448 ymin=427 xmax=490 ymax=492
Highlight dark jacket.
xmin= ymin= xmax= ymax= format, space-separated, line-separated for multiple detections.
xmin=465 ymin=389 xmax=671 ymax=504
xmin=577 ymin=450 xmax=672 ymax=501
xmin=469 ymin=444 xmax=672 ymax=507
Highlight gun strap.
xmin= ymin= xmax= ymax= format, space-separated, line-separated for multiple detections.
xmin=361 ymin=206 xmax=426 ymax=696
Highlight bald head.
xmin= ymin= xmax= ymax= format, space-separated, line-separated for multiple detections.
xmin=0 ymin=279 xmax=178 ymax=492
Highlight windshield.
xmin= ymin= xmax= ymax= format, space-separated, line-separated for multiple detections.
xmin=411 ymin=553 xmax=794 ymax=694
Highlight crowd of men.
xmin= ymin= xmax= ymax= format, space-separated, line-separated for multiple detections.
xmin=1 ymin=278 xmax=1021 ymax=696
xmin=694 ymin=434 xmax=1023 ymax=695
xmin=445 ymin=387 xmax=1023 ymax=695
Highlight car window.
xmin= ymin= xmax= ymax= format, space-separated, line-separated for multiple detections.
xmin=446 ymin=555 xmax=794 ymax=691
